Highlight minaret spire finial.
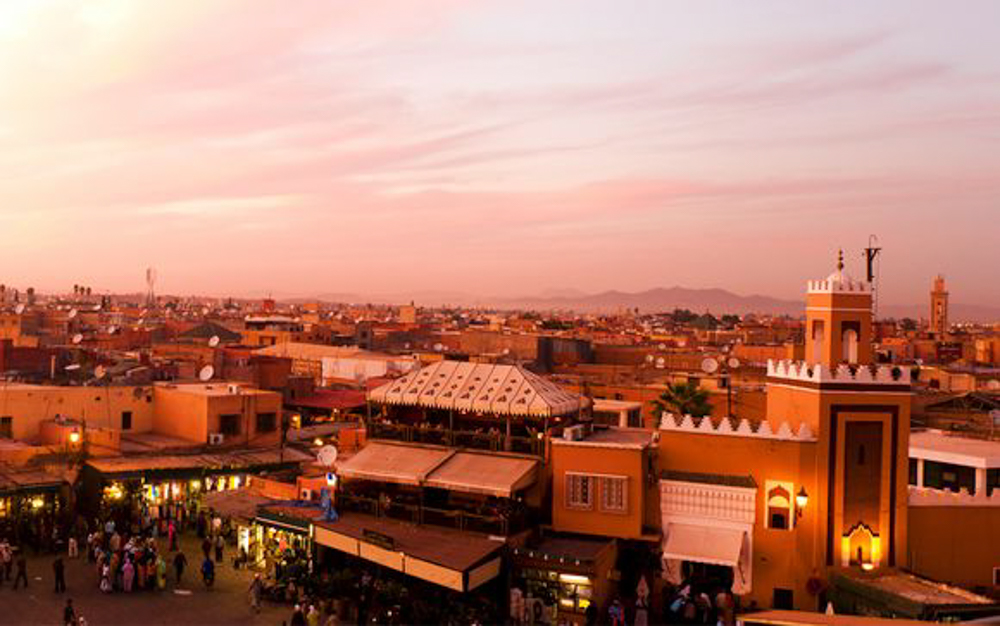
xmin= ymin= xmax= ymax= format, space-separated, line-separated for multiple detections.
xmin=837 ymin=249 xmax=844 ymax=272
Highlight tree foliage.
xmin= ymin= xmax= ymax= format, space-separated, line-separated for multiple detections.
xmin=651 ymin=381 xmax=713 ymax=418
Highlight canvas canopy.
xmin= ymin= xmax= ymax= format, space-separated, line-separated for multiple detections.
xmin=368 ymin=361 xmax=582 ymax=418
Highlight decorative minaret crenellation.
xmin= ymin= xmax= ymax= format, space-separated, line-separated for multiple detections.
xmin=659 ymin=413 xmax=817 ymax=442
xmin=767 ymin=359 xmax=910 ymax=386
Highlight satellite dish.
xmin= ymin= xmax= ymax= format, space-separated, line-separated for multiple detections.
xmin=202 ymin=307 xmax=210 ymax=316
xmin=65 ymin=364 xmax=81 ymax=371
xmin=92 ymin=304 xmax=102 ymax=312
xmin=657 ymin=343 xmax=666 ymax=351
xmin=502 ymin=348 xmax=510 ymax=355
xmin=645 ymin=354 xmax=654 ymax=363
xmin=198 ymin=365 xmax=215 ymax=382
xmin=94 ymin=365 xmax=106 ymax=380
xmin=140 ymin=309 xmax=147 ymax=318
xmin=72 ymin=333 xmax=83 ymax=345
xmin=107 ymin=325 xmax=117 ymax=334
xmin=208 ymin=335 xmax=220 ymax=347
xmin=14 ymin=303 xmax=25 ymax=315
xmin=68 ymin=308 xmax=78 ymax=319
xmin=433 ymin=343 xmax=443 ymax=352
xmin=317 ymin=445 xmax=339 ymax=467
xmin=701 ymin=358 xmax=719 ymax=374
xmin=655 ymin=357 xmax=666 ymax=369
xmin=727 ymin=357 xmax=741 ymax=369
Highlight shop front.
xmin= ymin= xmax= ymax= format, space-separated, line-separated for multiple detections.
xmin=249 ymin=506 xmax=318 ymax=579
xmin=511 ymin=536 xmax=617 ymax=625
xmin=0 ymin=467 xmax=67 ymax=549
xmin=82 ymin=448 xmax=311 ymax=527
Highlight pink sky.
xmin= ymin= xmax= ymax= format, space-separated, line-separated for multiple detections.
xmin=1 ymin=1 xmax=998 ymax=305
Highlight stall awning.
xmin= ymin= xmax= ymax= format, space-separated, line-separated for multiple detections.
xmin=337 ymin=441 xmax=453 ymax=486
xmin=424 ymin=452 xmax=537 ymax=498
xmin=662 ymin=523 xmax=745 ymax=567
xmin=202 ymin=488 xmax=273 ymax=522
xmin=85 ymin=448 xmax=312 ymax=480
xmin=255 ymin=505 xmax=321 ymax=534
xmin=314 ymin=512 xmax=503 ymax=592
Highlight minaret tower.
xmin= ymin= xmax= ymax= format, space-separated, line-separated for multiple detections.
xmin=767 ymin=249 xmax=911 ymax=572
xmin=930 ymin=275 xmax=949 ymax=337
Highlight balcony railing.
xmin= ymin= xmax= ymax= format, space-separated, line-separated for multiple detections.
xmin=336 ymin=492 xmax=522 ymax=536
xmin=367 ymin=422 xmax=543 ymax=457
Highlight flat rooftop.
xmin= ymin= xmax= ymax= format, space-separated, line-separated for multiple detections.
xmin=592 ymin=399 xmax=643 ymax=411
xmin=836 ymin=569 xmax=995 ymax=607
xmin=661 ymin=469 xmax=757 ymax=489
xmin=741 ymin=610 xmax=928 ymax=626
xmin=551 ymin=426 xmax=654 ymax=449
xmin=154 ymin=382 xmax=273 ymax=397
xmin=909 ymin=429 xmax=1000 ymax=469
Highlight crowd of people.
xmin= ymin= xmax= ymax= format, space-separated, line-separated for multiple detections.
xmin=662 ymin=580 xmax=737 ymax=625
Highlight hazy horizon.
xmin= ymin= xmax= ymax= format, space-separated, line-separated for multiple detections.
xmin=2 ymin=1 xmax=998 ymax=306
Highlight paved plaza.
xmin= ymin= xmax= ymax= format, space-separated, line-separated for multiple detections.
xmin=0 ymin=535 xmax=311 ymax=626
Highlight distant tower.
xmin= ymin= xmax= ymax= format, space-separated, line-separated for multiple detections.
xmin=145 ymin=267 xmax=157 ymax=309
xmin=930 ymin=275 xmax=949 ymax=336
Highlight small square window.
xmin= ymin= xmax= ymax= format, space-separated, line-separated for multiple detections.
xmin=599 ymin=476 xmax=628 ymax=514
xmin=566 ymin=474 xmax=593 ymax=509
xmin=219 ymin=414 xmax=241 ymax=436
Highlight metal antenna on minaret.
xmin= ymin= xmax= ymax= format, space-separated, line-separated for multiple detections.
xmin=864 ymin=235 xmax=882 ymax=318
xmin=145 ymin=267 xmax=157 ymax=309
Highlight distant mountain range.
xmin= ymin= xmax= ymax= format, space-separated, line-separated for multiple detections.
xmin=302 ymin=287 xmax=1000 ymax=322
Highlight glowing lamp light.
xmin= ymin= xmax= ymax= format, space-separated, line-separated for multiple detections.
xmin=313 ymin=438 xmax=324 ymax=446
xmin=190 ymin=480 xmax=201 ymax=490
xmin=861 ymin=562 xmax=875 ymax=572
xmin=326 ymin=472 xmax=338 ymax=487
xmin=31 ymin=497 xmax=45 ymax=509
xmin=68 ymin=430 xmax=81 ymax=444
xmin=795 ymin=487 xmax=809 ymax=517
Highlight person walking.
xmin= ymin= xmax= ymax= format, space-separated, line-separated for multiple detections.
xmin=156 ymin=554 xmax=167 ymax=591
xmin=1 ymin=539 xmax=12 ymax=581
xmin=122 ymin=558 xmax=134 ymax=592
xmin=12 ymin=553 xmax=28 ymax=590
xmin=173 ymin=551 xmax=187 ymax=585
xmin=201 ymin=536 xmax=212 ymax=561
xmin=248 ymin=573 xmax=263 ymax=613
xmin=63 ymin=599 xmax=77 ymax=626
xmin=306 ymin=604 xmax=320 ymax=626
xmin=201 ymin=556 xmax=214 ymax=589
xmin=54 ymin=556 xmax=67 ymax=593
xmin=290 ymin=604 xmax=306 ymax=626
xmin=214 ymin=533 xmax=224 ymax=563
xmin=168 ymin=521 xmax=177 ymax=552
xmin=68 ymin=536 xmax=78 ymax=559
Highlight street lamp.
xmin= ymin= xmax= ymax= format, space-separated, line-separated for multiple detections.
xmin=68 ymin=429 xmax=81 ymax=445
xmin=795 ymin=487 xmax=809 ymax=518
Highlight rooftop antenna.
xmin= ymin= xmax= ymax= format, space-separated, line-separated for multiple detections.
xmin=145 ymin=267 xmax=157 ymax=309
xmin=864 ymin=235 xmax=882 ymax=319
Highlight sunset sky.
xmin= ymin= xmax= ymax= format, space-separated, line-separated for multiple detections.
xmin=1 ymin=1 xmax=998 ymax=305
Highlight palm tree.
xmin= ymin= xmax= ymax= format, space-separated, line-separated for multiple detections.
xmin=651 ymin=382 xmax=712 ymax=418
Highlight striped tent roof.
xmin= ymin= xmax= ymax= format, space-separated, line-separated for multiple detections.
xmin=368 ymin=361 xmax=582 ymax=418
